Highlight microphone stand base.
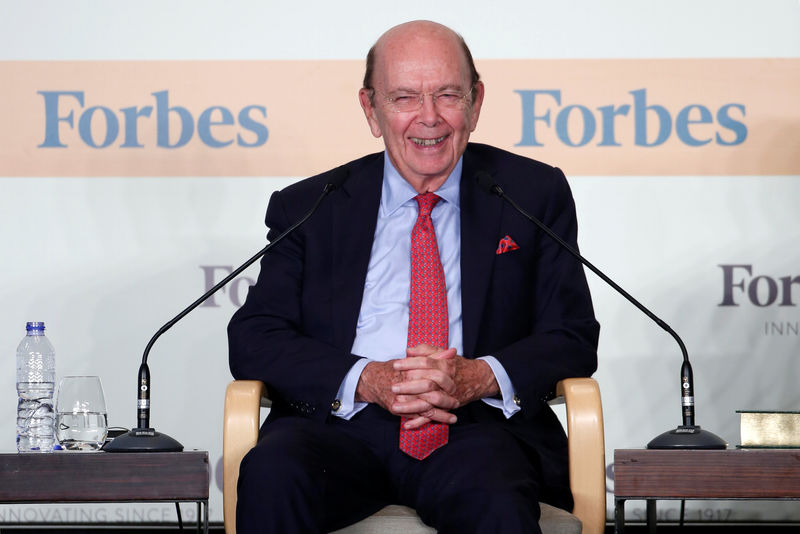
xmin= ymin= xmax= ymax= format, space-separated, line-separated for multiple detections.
xmin=647 ymin=425 xmax=727 ymax=449
xmin=103 ymin=428 xmax=184 ymax=452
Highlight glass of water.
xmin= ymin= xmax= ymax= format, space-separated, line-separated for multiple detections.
xmin=55 ymin=376 xmax=108 ymax=451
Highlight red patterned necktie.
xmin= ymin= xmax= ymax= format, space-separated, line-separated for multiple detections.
xmin=399 ymin=192 xmax=449 ymax=460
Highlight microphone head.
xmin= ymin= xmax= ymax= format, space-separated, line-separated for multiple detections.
xmin=474 ymin=170 xmax=501 ymax=196
xmin=324 ymin=165 xmax=351 ymax=193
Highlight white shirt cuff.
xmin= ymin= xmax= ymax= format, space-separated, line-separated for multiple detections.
xmin=331 ymin=358 xmax=370 ymax=420
xmin=478 ymin=355 xmax=521 ymax=418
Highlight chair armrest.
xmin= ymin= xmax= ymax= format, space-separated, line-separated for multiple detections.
xmin=556 ymin=377 xmax=606 ymax=534
xmin=223 ymin=380 xmax=268 ymax=534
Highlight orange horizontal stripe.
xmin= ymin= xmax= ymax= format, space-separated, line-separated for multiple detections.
xmin=0 ymin=59 xmax=796 ymax=176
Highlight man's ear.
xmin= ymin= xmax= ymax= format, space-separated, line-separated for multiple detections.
xmin=468 ymin=81 xmax=485 ymax=133
xmin=359 ymin=88 xmax=383 ymax=139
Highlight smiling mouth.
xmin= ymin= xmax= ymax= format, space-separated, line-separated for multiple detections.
xmin=410 ymin=135 xmax=448 ymax=147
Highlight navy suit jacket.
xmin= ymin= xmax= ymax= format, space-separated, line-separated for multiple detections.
xmin=228 ymin=142 xmax=599 ymax=508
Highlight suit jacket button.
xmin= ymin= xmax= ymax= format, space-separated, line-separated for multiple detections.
xmin=331 ymin=399 xmax=342 ymax=412
xmin=513 ymin=395 xmax=522 ymax=407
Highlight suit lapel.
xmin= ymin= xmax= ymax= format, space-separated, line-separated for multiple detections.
xmin=330 ymin=154 xmax=384 ymax=351
xmin=460 ymin=149 xmax=503 ymax=357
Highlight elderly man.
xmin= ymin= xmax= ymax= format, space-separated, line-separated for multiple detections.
xmin=229 ymin=20 xmax=598 ymax=534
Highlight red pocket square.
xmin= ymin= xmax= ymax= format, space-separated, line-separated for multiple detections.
xmin=496 ymin=235 xmax=520 ymax=254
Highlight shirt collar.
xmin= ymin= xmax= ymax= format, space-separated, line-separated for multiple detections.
xmin=381 ymin=153 xmax=462 ymax=216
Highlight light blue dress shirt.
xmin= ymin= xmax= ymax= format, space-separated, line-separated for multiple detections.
xmin=333 ymin=154 xmax=521 ymax=419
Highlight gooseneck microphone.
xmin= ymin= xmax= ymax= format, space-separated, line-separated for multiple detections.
xmin=105 ymin=167 xmax=350 ymax=452
xmin=475 ymin=171 xmax=726 ymax=449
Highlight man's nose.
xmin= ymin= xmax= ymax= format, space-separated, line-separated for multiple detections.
xmin=417 ymin=93 xmax=440 ymax=124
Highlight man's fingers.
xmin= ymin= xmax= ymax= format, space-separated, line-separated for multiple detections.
xmin=405 ymin=344 xmax=443 ymax=358
xmin=393 ymin=356 xmax=433 ymax=370
xmin=430 ymin=348 xmax=457 ymax=360
xmin=404 ymin=346 xmax=457 ymax=360
xmin=403 ymin=367 xmax=455 ymax=382
xmin=392 ymin=389 xmax=459 ymax=413
xmin=391 ymin=396 xmax=434 ymax=414
xmin=401 ymin=415 xmax=431 ymax=429
xmin=392 ymin=378 xmax=436 ymax=395
xmin=392 ymin=393 xmax=456 ymax=413
xmin=394 ymin=350 xmax=457 ymax=372
xmin=401 ymin=408 xmax=457 ymax=428
xmin=418 ymin=390 xmax=459 ymax=410
xmin=391 ymin=372 xmax=455 ymax=395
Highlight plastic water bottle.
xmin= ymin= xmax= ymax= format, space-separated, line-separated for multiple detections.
xmin=16 ymin=322 xmax=56 ymax=452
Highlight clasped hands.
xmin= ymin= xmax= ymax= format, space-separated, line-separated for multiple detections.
xmin=355 ymin=344 xmax=499 ymax=429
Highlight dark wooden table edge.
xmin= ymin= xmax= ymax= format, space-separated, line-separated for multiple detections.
xmin=613 ymin=448 xmax=800 ymax=533
xmin=0 ymin=450 xmax=209 ymax=534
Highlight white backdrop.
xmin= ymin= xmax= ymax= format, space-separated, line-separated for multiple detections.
xmin=1 ymin=0 xmax=799 ymax=525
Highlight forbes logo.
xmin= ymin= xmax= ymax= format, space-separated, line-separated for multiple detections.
xmin=719 ymin=264 xmax=800 ymax=307
xmin=37 ymin=90 xmax=268 ymax=149
xmin=515 ymin=89 xmax=747 ymax=148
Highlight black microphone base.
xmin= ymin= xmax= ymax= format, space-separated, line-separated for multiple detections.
xmin=647 ymin=425 xmax=727 ymax=449
xmin=103 ymin=428 xmax=184 ymax=452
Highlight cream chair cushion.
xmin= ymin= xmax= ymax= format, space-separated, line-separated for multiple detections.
xmin=329 ymin=503 xmax=582 ymax=534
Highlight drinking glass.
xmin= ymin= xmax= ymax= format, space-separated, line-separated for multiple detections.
xmin=55 ymin=376 xmax=108 ymax=451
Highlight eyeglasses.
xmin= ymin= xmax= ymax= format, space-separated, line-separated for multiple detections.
xmin=369 ymin=87 xmax=474 ymax=113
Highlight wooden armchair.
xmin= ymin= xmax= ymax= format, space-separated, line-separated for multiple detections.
xmin=223 ymin=377 xmax=605 ymax=534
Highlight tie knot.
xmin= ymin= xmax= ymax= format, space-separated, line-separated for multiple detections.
xmin=415 ymin=192 xmax=441 ymax=217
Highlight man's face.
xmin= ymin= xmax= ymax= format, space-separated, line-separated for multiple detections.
xmin=359 ymin=27 xmax=484 ymax=191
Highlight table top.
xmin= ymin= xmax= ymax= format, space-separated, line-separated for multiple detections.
xmin=614 ymin=448 xmax=800 ymax=500
xmin=0 ymin=450 xmax=209 ymax=503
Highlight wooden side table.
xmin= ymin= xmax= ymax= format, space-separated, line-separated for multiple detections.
xmin=0 ymin=450 xmax=209 ymax=533
xmin=614 ymin=448 xmax=800 ymax=533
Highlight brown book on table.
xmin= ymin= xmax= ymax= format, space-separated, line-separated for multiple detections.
xmin=738 ymin=410 xmax=800 ymax=448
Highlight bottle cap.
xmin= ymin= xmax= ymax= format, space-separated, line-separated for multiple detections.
xmin=26 ymin=322 xmax=45 ymax=331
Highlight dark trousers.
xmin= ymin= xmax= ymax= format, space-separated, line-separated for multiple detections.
xmin=236 ymin=405 xmax=544 ymax=534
